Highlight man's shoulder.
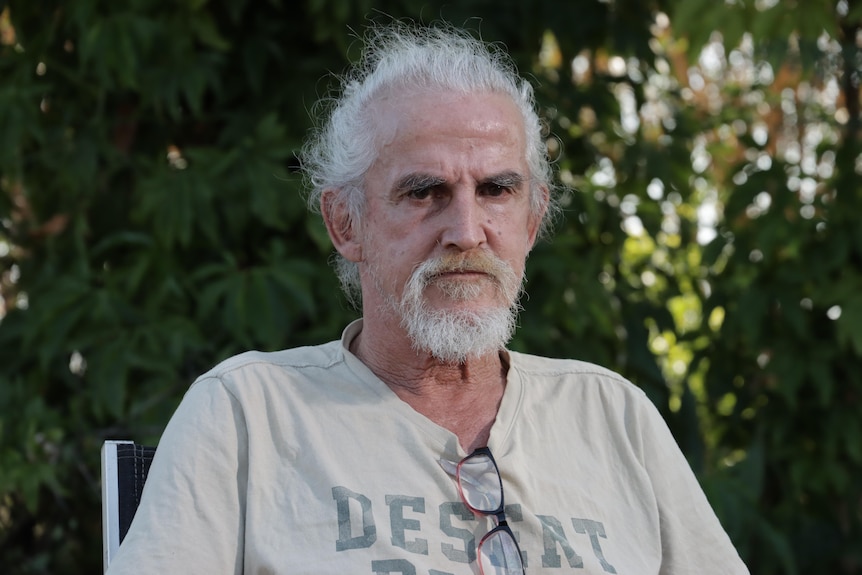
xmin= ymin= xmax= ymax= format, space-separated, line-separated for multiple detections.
xmin=509 ymin=350 xmax=623 ymax=379
xmin=196 ymin=339 xmax=344 ymax=382
xmin=508 ymin=350 xmax=645 ymax=397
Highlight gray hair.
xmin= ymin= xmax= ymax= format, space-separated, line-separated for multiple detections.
xmin=300 ymin=22 xmax=556 ymax=305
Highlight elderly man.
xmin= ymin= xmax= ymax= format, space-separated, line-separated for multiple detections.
xmin=107 ymin=22 xmax=748 ymax=575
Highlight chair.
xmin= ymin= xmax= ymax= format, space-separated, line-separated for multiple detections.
xmin=101 ymin=440 xmax=156 ymax=572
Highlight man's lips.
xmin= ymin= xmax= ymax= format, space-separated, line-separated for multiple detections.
xmin=432 ymin=269 xmax=490 ymax=280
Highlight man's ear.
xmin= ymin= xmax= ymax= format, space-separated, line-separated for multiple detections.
xmin=321 ymin=189 xmax=362 ymax=262
xmin=527 ymin=184 xmax=550 ymax=249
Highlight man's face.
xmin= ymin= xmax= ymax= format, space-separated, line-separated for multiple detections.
xmin=353 ymin=89 xmax=543 ymax=359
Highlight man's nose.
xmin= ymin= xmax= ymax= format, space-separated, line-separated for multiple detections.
xmin=439 ymin=190 xmax=488 ymax=251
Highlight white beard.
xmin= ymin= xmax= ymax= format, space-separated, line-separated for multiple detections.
xmin=399 ymin=305 xmax=518 ymax=364
xmin=389 ymin=251 xmax=524 ymax=364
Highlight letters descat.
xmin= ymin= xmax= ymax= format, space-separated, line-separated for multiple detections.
xmin=332 ymin=486 xmax=618 ymax=574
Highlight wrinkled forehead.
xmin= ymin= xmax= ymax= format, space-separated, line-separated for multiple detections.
xmin=363 ymin=86 xmax=528 ymax=165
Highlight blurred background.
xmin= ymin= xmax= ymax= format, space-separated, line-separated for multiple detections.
xmin=1 ymin=0 xmax=861 ymax=573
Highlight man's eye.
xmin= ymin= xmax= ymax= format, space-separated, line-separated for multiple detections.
xmin=407 ymin=188 xmax=432 ymax=200
xmin=482 ymin=184 xmax=510 ymax=197
xmin=407 ymin=185 xmax=448 ymax=200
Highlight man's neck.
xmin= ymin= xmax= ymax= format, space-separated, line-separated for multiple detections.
xmin=351 ymin=318 xmax=508 ymax=452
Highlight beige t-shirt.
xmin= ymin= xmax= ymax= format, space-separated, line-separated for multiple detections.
xmin=107 ymin=320 xmax=748 ymax=574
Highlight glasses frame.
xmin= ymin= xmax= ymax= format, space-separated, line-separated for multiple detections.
xmin=455 ymin=447 xmax=526 ymax=575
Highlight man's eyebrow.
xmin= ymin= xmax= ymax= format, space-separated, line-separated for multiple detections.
xmin=481 ymin=171 xmax=527 ymax=187
xmin=393 ymin=173 xmax=447 ymax=194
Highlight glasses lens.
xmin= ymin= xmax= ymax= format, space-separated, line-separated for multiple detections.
xmin=478 ymin=528 xmax=524 ymax=575
xmin=457 ymin=453 xmax=503 ymax=513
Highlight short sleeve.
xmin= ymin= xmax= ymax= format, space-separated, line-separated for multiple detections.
xmin=106 ymin=377 xmax=249 ymax=574
xmin=635 ymin=397 xmax=749 ymax=575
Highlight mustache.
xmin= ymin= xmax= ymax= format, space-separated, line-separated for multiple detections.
xmin=414 ymin=251 xmax=511 ymax=285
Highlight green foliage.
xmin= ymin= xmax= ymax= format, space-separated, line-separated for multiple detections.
xmin=1 ymin=0 xmax=861 ymax=573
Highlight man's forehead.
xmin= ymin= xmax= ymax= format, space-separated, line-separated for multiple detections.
xmin=364 ymin=88 xmax=529 ymax=187
xmin=368 ymin=86 xmax=525 ymax=138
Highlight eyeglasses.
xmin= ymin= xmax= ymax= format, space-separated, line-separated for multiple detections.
xmin=455 ymin=447 xmax=525 ymax=575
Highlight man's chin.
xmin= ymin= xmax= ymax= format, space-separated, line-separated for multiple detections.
xmin=420 ymin=299 xmax=507 ymax=318
xmin=428 ymin=276 xmax=494 ymax=300
xmin=423 ymin=283 xmax=508 ymax=306
xmin=399 ymin=302 xmax=519 ymax=363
